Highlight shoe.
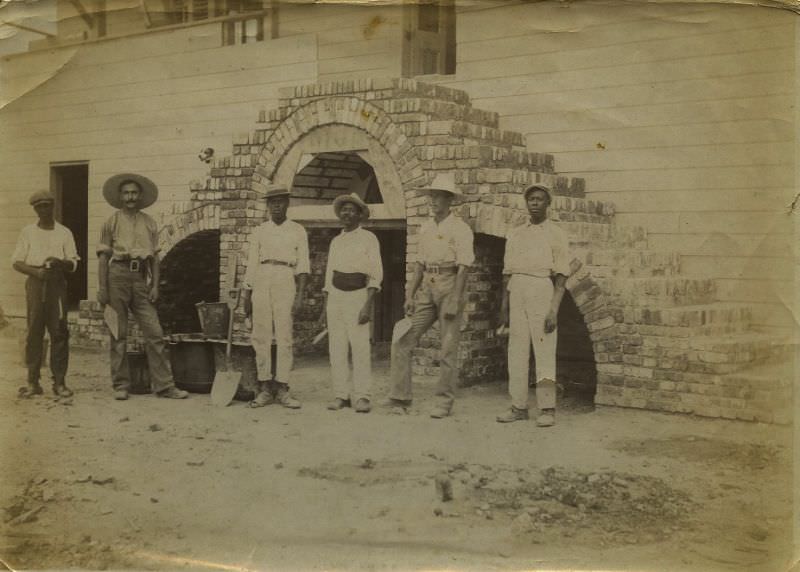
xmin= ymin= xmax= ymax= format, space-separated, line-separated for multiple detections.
xmin=275 ymin=386 xmax=301 ymax=409
xmin=249 ymin=390 xmax=275 ymax=408
xmin=496 ymin=406 xmax=529 ymax=423
xmin=327 ymin=398 xmax=351 ymax=411
xmin=536 ymin=409 xmax=556 ymax=427
xmin=52 ymin=383 xmax=74 ymax=398
xmin=18 ymin=384 xmax=44 ymax=398
xmin=379 ymin=397 xmax=412 ymax=409
xmin=354 ymin=398 xmax=371 ymax=413
xmin=157 ymin=387 xmax=189 ymax=399
xmin=430 ymin=405 xmax=451 ymax=419
xmin=113 ymin=389 xmax=129 ymax=401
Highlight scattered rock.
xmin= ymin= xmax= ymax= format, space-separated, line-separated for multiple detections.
xmin=511 ymin=512 xmax=534 ymax=534
xmin=748 ymin=524 xmax=769 ymax=542
xmin=10 ymin=505 xmax=44 ymax=525
xmin=435 ymin=473 xmax=453 ymax=502
xmin=119 ymin=417 xmax=129 ymax=423
xmin=148 ymin=424 xmax=162 ymax=432
xmin=360 ymin=459 xmax=376 ymax=469
xmin=433 ymin=507 xmax=443 ymax=517
xmin=91 ymin=477 xmax=115 ymax=486
xmin=149 ymin=498 xmax=158 ymax=504
xmin=274 ymin=462 xmax=284 ymax=469
xmin=186 ymin=461 xmax=204 ymax=467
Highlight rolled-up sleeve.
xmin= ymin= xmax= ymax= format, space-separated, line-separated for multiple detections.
xmin=96 ymin=217 xmax=114 ymax=257
xmin=11 ymin=229 xmax=29 ymax=264
xmin=551 ymin=226 xmax=571 ymax=277
xmin=366 ymin=232 xmax=383 ymax=291
xmin=455 ymin=222 xmax=475 ymax=267
xmin=502 ymin=228 xmax=519 ymax=275
xmin=294 ymin=226 xmax=310 ymax=275
xmin=147 ymin=217 xmax=160 ymax=257
xmin=63 ymin=228 xmax=80 ymax=272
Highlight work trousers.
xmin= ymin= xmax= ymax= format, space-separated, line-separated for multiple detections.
xmin=108 ymin=263 xmax=175 ymax=393
xmin=327 ymin=287 xmax=372 ymax=402
xmin=25 ymin=274 xmax=69 ymax=384
xmin=251 ymin=264 xmax=295 ymax=383
xmin=389 ymin=272 xmax=463 ymax=408
xmin=508 ymin=275 xmax=557 ymax=410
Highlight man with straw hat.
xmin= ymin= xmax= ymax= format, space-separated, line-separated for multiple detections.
xmin=243 ymin=184 xmax=309 ymax=409
xmin=96 ymin=173 xmax=189 ymax=401
xmin=12 ymin=190 xmax=79 ymax=398
xmin=497 ymin=184 xmax=570 ymax=427
xmin=319 ymin=193 xmax=383 ymax=414
xmin=383 ymin=172 xmax=474 ymax=419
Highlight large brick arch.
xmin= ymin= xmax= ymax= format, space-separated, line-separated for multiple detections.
xmin=252 ymin=96 xmax=426 ymax=196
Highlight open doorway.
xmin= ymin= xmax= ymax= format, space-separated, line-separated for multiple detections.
xmin=51 ymin=163 xmax=88 ymax=310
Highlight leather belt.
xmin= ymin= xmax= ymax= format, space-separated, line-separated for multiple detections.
xmin=260 ymin=259 xmax=294 ymax=267
xmin=425 ymin=264 xmax=458 ymax=274
xmin=112 ymin=258 xmax=146 ymax=272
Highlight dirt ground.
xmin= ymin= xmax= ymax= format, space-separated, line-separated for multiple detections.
xmin=0 ymin=328 xmax=795 ymax=572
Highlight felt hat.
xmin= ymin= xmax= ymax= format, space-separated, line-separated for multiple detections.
xmin=102 ymin=173 xmax=159 ymax=209
xmin=523 ymin=183 xmax=553 ymax=201
xmin=29 ymin=190 xmax=55 ymax=206
xmin=417 ymin=172 xmax=462 ymax=196
xmin=263 ymin=184 xmax=291 ymax=200
xmin=332 ymin=193 xmax=370 ymax=220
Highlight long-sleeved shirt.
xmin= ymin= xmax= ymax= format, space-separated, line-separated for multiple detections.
xmin=13 ymin=222 xmax=79 ymax=271
xmin=503 ymin=219 xmax=570 ymax=279
xmin=417 ymin=213 xmax=474 ymax=268
xmin=324 ymin=226 xmax=383 ymax=292
xmin=96 ymin=211 xmax=159 ymax=260
xmin=244 ymin=219 xmax=310 ymax=288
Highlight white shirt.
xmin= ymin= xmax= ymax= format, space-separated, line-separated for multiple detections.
xmin=503 ymin=218 xmax=570 ymax=279
xmin=417 ymin=213 xmax=474 ymax=267
xmin=12 ymin=222 xmax=79 ymax=271
xmin=324 ymin=226 xmax=383 ymax=292
xmin=244 ymin=219 xmax=310 ymax=288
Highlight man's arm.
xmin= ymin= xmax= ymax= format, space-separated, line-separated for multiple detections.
xmin=12 ymin=261 xmax=47 ymax=280
xmin=544 ymin=273 xmax=567 ymax=333
xmin=148 ymin=254 xmax=161 ymax=303
xmin=405 ymin=262 xmax=424 ymax=316
xmin=293 ymin=273 xmax=308 ymax=316
xmin=97 ymin=253 xmax=110 ymax=306
xmin=500 ymin=274 xmax=511 ymax=328
xmin=443 ymin=263 xmax=469 ymax=320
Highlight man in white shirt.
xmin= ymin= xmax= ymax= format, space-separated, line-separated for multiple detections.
xmin=384 ymin=173 xmax=475 ymax=419
xmin=498 ymin=184 xmax=571 ymax=426
xmin=243 ymin=185 xmax=309 ymax=409
xmin=319 ymin=193 xmax=383 ymax=413
xmin=12 ymin=191 xmax=79 ymax=398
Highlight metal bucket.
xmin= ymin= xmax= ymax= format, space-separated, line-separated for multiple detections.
xmin=195 ymin=302 xmax=229 ymax=339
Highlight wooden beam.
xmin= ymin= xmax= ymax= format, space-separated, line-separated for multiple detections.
xmin=68 ymin=0 xmax=96 ymax=28
xmin=0 ymin=20 xmax=56 ymax=37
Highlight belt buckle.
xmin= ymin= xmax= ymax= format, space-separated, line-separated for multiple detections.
xmin=428 ymin=266 xmax=439 ymax=275
xmin=129 ymin=259 xmax=140 ymax=272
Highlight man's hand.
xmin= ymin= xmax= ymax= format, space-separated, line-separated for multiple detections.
xmin=404 ymin=298 xmax=415 ymax=317
xmin=148 ymin=286 xmax=159 ymax=304
xmin=499 ymin=297 xmax=510 ymax=328
xmin=358 ymin=303 xmax=372 ymax=325
xmin=292 ymin=296 xmax=302 ymax=317
xmin=544 ymin=310 xmax=557 ymax=334
xmin=443 ymin=296 xmax=459 ymax=321
xmin=97 ymin=288 xmax=109 ymax=306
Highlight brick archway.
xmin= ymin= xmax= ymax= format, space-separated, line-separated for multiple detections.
xmin=157 ymin=203 xmax=220 ymax=258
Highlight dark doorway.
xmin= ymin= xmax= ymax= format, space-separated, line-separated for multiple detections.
xmin=372 ymin=228 xmax=406 ymax=345
xmin=51 ymin=163 xmax=88 ymax=310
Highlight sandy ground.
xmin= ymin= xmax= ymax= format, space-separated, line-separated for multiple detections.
xmin=0 ymin=330 xmax=795 ymax=572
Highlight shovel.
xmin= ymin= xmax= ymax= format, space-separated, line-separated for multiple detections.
xmin=211 ymin=254 xmax=242 ymax=407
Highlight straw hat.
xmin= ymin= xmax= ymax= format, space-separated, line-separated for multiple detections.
xmin=417 ymin=172 xmax=462 ymax=196
xmin=102 ymin=173 xmax=159 ymax=209
xmin=332 ymin=193 xmax=370 ymax=220
xmin=263 ymin=184 xmax=290 ymax=200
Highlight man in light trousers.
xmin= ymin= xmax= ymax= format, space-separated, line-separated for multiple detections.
xmin=384 ymin=173 xmax=474 ymax=419
xmin=320 ymin=193 xmax=383 ymax=413
xmin=243 ymin=185 xmax=309 ymax=409
xmin=498 ymin=184 xmax=570 ymax=427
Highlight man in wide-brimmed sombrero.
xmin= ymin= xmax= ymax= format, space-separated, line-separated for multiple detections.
xmin=96 ymin=173 xmax=188 ymax=401
xmin=319 ymin=193 xmax=383 ymax=414
xmin=383 ymin=172 xmax=474 ymax=419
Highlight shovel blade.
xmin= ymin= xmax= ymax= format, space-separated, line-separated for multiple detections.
xmin=211 ymin=371 xmax=240 ymax=407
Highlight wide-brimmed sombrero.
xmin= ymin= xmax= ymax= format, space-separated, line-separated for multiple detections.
xmin=416 ymin=172 xmax=462 ymax=196
xmin=102 ymin=173 xmax=159 ymax=209
xmin=332 ymin=193 xmax=370 ymax=220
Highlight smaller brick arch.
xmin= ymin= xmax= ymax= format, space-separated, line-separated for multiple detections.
xmin=157 ymin=203 xmax=221 ymax=259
